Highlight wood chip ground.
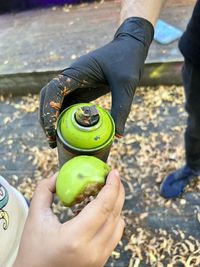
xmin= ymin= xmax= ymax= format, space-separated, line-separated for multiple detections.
xmin=0 ymin=86 xmax=200 ymax=266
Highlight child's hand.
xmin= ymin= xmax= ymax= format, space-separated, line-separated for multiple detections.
xmin=13 ymin=170 xmax=125 ymax=267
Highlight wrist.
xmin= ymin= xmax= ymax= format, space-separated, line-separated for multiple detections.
xmin=114 ymin=17 xmax=154 ymax=58
xmin=120 ymin=0 xmax=166 ymax=26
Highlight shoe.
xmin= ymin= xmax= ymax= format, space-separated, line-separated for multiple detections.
xmin=160 ymin=165 xmax=199 ymax=199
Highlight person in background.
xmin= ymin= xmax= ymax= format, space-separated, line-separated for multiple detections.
xmin=160 ymin=0 xmax=200 ymax=199
xmin=39 ymin=0 xmax=200 ymax=199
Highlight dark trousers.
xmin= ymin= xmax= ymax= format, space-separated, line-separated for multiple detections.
xmin=182 ymin=61 xmax=200 ymax=171
xmin=179 ymin=0 xmax=200 ymax=171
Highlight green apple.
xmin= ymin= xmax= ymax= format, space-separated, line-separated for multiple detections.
xmin=56 ymin=155 xmax=111 ymax=207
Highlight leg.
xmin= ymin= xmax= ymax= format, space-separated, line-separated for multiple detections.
xmin=183 ymin=61 xmax=200 ymax=171
xmin=160 ymin=62 xmax=200 ymax=199
xmin=160 ymin=0 xmax=200 ymax=199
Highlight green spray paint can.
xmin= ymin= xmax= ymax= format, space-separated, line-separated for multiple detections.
xmin=56 ymin=103 xmax=115 ymax=167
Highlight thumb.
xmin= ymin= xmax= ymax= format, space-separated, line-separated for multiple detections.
xmin=30 ymin=174 xmax=57 ymax=214
xmin=111 ymin=82 xmax=136 ymax=137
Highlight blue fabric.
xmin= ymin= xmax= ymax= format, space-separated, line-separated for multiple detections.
xmin=29 ymin=0 xmax=88 ymax=6
xmin=160 ymin=165 xmax=199 ymax=199
xmin=0 ymin=0 xmax=93 ymax=13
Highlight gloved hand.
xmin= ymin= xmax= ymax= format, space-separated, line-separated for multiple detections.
xmin=39 ymin=17 xmax=154 ymax=148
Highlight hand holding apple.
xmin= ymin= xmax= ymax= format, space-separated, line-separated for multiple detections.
xmin=13 ymin=170 xmax=125 ymax=267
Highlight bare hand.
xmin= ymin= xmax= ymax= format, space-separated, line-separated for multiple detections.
xmin=14 ymin=170 xmax=125 ymax=267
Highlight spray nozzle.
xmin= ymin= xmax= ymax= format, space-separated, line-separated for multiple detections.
xmin=75 ymin=105 xmax=99 ymax=127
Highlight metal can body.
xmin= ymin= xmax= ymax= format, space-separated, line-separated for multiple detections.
xmin=56 ymin=103 xmax=115 ymax=168
xmin=56 ymin=135 xmax=112 ymax=167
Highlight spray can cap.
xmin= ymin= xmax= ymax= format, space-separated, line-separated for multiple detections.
xmin=75 ymin=105 xmax=99 ymax=127
xmin=57 ymin=103 xmax=115 ymax=151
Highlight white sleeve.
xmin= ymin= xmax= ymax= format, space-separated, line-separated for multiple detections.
xmin=0 ymin=176 xmax=28 ymax=267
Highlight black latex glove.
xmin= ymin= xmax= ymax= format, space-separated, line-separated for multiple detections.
xmin=39 ymin=17 xmax=154 ymax=148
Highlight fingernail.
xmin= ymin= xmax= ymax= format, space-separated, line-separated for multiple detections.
xmin=49 ymin=172 xmax=58 ymax=180
xmin=115 ymin=133 xmax=123 ymax=138
xmin=114 ymin=170 xmax=119 ymax=177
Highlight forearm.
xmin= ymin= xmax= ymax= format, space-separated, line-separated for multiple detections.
xmin=120 ymin=0 xmax=166 ymax=26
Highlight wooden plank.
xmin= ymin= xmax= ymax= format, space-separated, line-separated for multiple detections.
xmin=0 ymin=61 xmax=183 ymax=95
